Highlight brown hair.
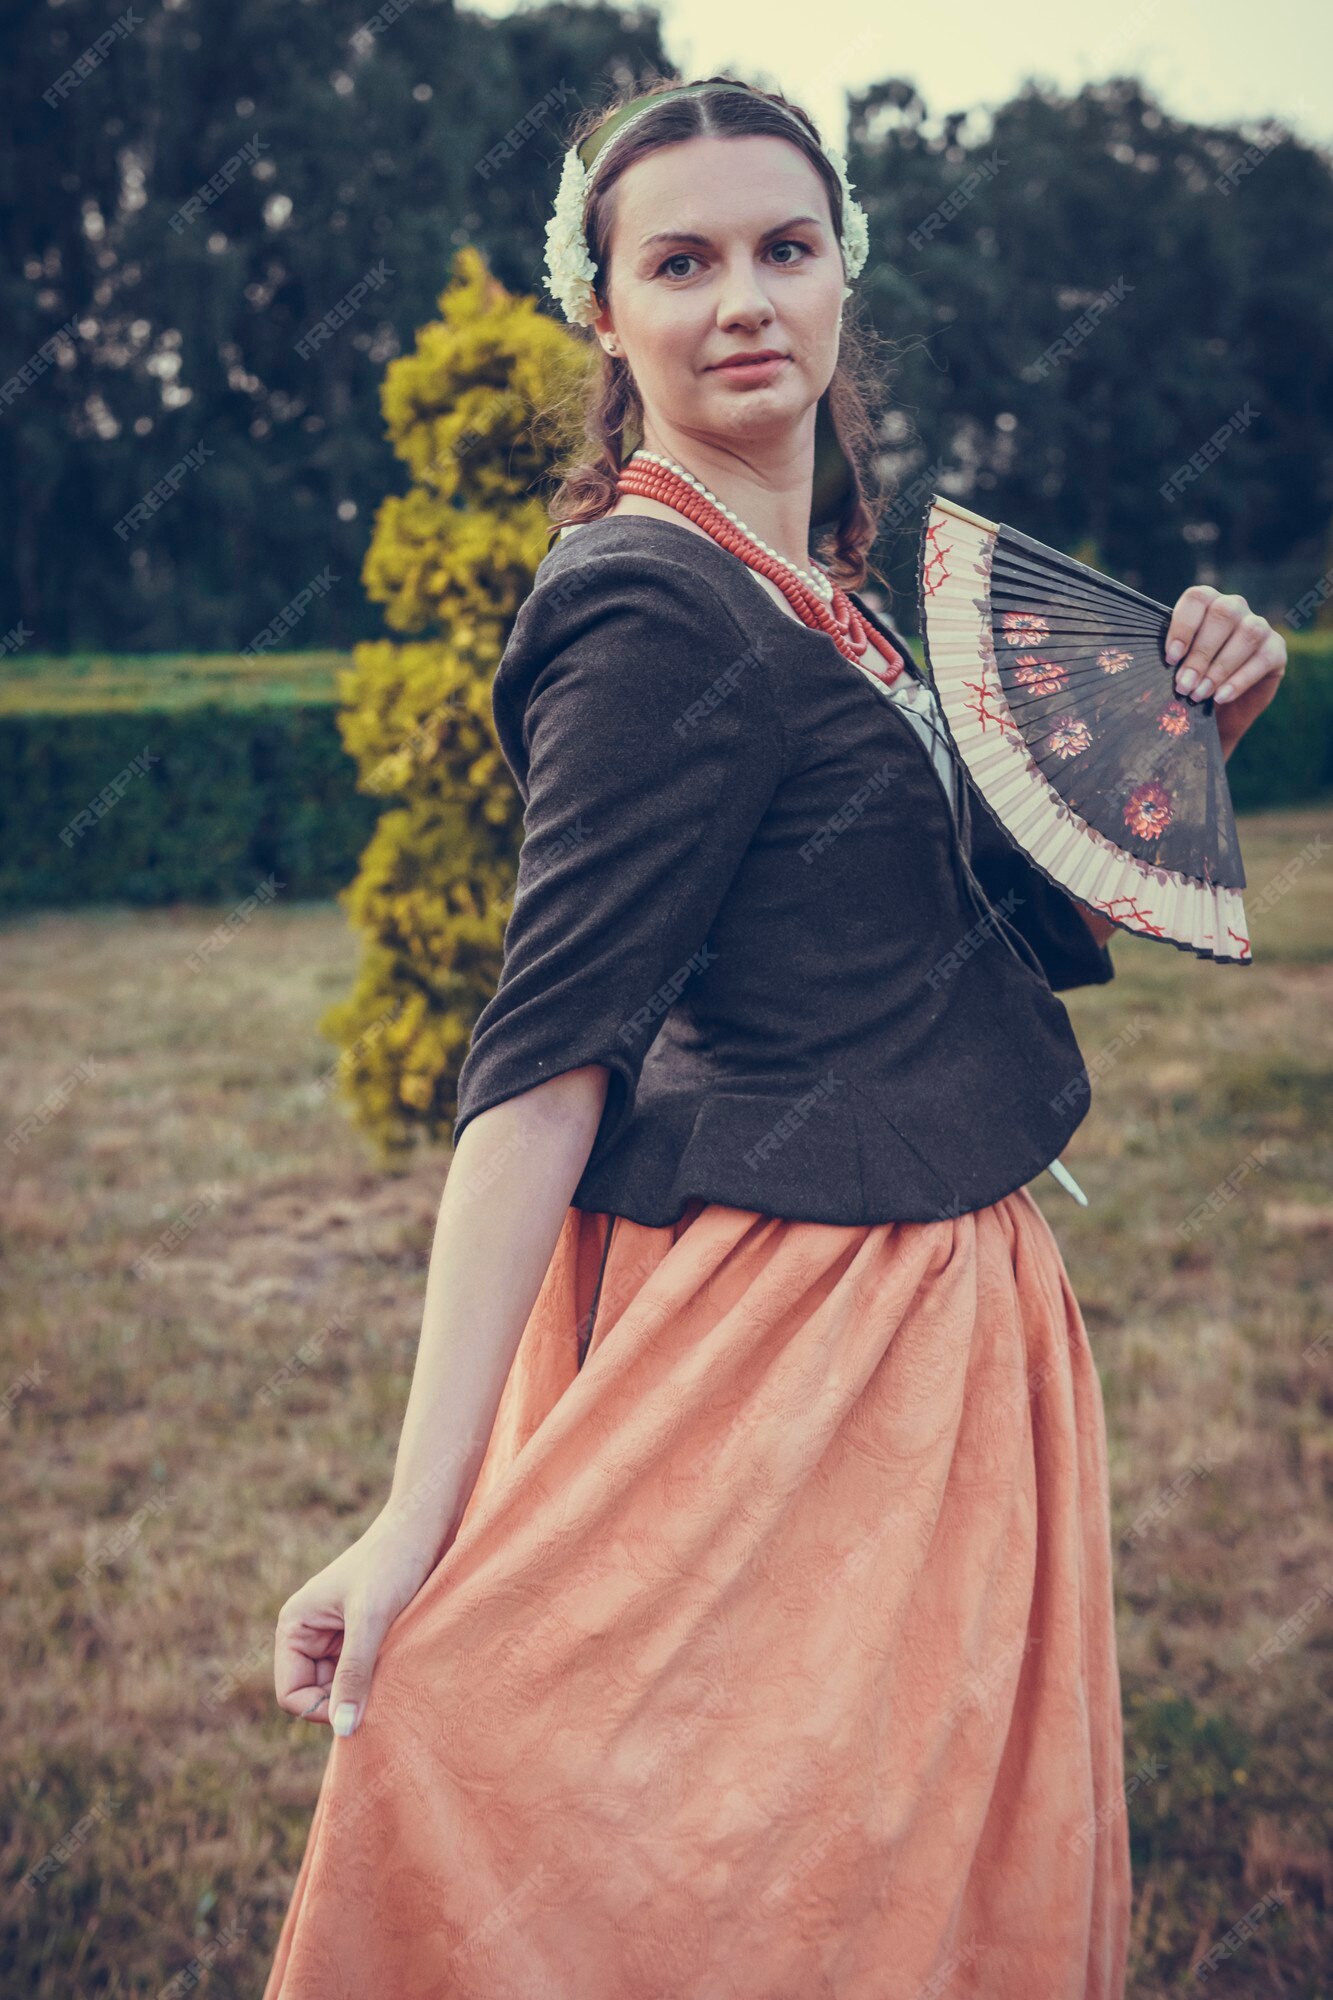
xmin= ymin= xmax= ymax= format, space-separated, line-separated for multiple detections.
xmin=541 ymin=70 xmax=895 ymax=593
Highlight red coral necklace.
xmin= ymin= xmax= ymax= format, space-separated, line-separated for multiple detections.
xmin=615 ymin=449 xmax=906 ymax=686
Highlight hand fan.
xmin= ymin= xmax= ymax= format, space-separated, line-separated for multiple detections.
xmin=916 ymin=495 xmax=1250 ymax=964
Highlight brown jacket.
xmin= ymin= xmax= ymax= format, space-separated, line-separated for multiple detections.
xmin=452 ymin=515 xmax=1113 ymax=1224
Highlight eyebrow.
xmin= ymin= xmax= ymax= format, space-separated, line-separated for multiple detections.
xmin=637 ymin=214 xmax=825 ymax=252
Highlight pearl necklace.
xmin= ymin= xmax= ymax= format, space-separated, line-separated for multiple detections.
xmin=626 ymin=450 xmax=835 ymax=603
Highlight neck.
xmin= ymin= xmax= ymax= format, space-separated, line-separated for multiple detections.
xmin=636 ymin=423 xmax=816 ymax=577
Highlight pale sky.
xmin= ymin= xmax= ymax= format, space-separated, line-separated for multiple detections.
xmin=468 ymin=0 xmax=1333 ymax=159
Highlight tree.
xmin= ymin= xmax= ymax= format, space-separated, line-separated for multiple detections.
xmin=317 ymin=245 xmax=588 ymax=1156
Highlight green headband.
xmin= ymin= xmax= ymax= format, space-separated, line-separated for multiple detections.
xmin=576 ymin=81 xmax=758 ymax=178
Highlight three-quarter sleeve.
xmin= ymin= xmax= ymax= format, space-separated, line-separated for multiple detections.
xmin=451 ymin=549 xmax=787 ymax=1165
xmin=961 ymin=772 xmax=1116 ymax=991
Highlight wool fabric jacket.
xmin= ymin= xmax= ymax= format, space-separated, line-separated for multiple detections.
xmin=451 ymin=514 xmax=1115 ymax=1225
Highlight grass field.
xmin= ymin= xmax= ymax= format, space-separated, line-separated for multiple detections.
xmin=3 ymin=803 xmax=1332 ymax=1996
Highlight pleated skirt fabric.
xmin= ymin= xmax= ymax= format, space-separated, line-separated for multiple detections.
xmin=262 ymin=1187 xmax=1131 ymax=1999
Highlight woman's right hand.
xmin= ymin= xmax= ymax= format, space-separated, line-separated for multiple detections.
xmin=273 ymin=1504 xmax=458 ymax=1738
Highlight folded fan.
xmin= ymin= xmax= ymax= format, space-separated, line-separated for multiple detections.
xmin=916 ymin=495 xmax=1251 ymax=964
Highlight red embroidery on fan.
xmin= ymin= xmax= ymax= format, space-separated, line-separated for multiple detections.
xmin=1097 ymin=648 xmax=1133 ymax=674
xmin=921 ymin=522 xmax=951 ymax=598
xmin=1158 ymin=700 xmax=1191 ymax=736
xmin=1228 ymin=925 xmax=1251 ymax=957
xmin=1099 ymin=893 xmax=1167 ymax=938
xmin=1124 ymin=780 xmax=1173 ymax=840
xmin=1001 ymin=611 xmax=1049 ymax=646
xmin=1013 ymin=656 xmax=1069 ymax=696
xmin=961 ymin=676 xmax=1019 ymax=734
xmin=1048 ymin=716 xmax=1092 ymax=757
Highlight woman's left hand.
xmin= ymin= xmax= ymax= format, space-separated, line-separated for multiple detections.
xmin=1166 ymin=584 xmax=1287 ymax=755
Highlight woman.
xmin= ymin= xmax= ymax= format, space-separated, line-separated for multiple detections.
xmin=264 ymin=75 xmax=1286 ymax=1999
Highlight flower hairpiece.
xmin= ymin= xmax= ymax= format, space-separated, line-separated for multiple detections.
xmin=542 ymin=99 xmax=871 ymax=328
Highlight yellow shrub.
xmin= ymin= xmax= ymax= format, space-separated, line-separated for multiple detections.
xmin=320 ymin=244 xmax=590 ymax=1157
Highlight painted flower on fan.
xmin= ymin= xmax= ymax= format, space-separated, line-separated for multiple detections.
xmin=1001 ymin=611 xmax=1050 ymax=646
xmin=1123 ymin=779 xmax=1173 ymax=840
xmin=1097 ymin=648 xmax=1133 ymax=674
xmin=1158 ymin=699 xmax=1192 ymax=737
xmin=1013 ymin=656 xmax=1069 ymax=696
xmin=1048 ymin=715 xmax=1092 ymax=758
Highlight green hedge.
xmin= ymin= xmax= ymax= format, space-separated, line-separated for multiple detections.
xmin=1222 ymin=631 xmax=1333 ymax=812
xmin=0 ymin=668 xmax=380 ymax=908
xmin=1 ymin=640 xmax=1329 ymax=910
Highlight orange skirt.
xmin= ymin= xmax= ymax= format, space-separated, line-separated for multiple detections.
xmin=263 ymin=1189 xmax=1131 ymax=1999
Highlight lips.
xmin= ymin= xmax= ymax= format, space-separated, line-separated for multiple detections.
xmin=709 ymin=352 xmax=788 ymax=370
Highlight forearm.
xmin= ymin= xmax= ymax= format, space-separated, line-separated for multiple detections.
xmin=383 ymin=1065 xmax=610 ymax=1559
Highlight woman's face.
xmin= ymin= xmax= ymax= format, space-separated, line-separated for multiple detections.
xmin=592 ymin=133 xmax=844 ymax=451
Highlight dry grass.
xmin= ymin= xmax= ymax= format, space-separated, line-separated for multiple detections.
xmin=3 ymin=805 xmax=1331 ymax=1997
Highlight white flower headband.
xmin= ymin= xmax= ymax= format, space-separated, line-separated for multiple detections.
xmin=543 ymin=82 xmax=870 ymax=328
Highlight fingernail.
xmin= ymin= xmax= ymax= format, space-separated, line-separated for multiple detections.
xmin=332 ymin=1701 xmax=358 ymax=1736
xmin=1193 ymin=679 xmax=1213 ymax=701
xmin=1176 ymin=668 xmax=1197 ymax=692
xmin=1215 ymin=682 xmax=1235 ymax=701
xmin=1166 ymin=639 xmax=1185 ymax=663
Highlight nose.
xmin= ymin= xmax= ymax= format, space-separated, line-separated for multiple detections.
xmin=714 ymin=252 xmax=776 ymax=331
